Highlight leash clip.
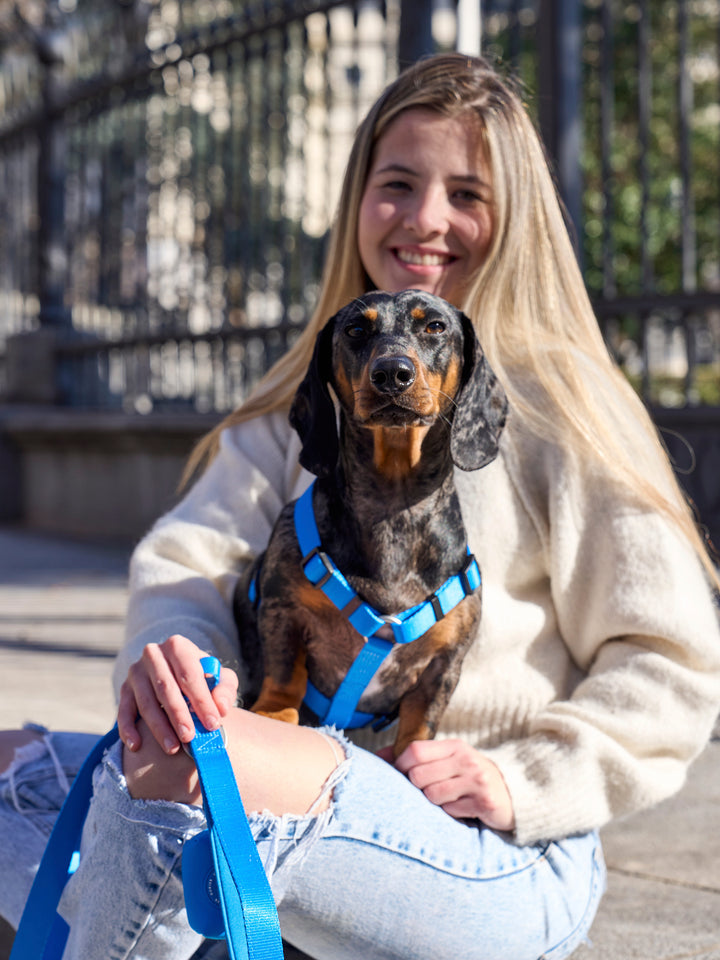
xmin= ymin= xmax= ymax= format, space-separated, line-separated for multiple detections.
xmin=380 ymin=613 xmax=402 ymax=624
xmin=376 ymin=613 xmax=402 ymax=642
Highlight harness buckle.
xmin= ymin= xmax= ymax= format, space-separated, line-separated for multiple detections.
xmin=430 ymin=594 xmax=444 ymax=620
xmin=302 ymin=546 xmax=335 ymax=589
xmin=460 ymin=553 xmax=479 ymax=596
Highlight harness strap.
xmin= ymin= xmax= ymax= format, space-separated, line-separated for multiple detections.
xmin=302 ymin=679 xmax=376 ymax=729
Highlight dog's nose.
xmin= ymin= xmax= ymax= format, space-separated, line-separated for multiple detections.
xmin=370 ymin=355 xmax=416 ymax=393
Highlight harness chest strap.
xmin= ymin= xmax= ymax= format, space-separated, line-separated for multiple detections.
xmin=292 ymin=481 xmax=480 ymax=729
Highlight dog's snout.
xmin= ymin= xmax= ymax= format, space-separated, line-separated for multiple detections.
xmin=370 ymin=355 xmax=416 ymax=393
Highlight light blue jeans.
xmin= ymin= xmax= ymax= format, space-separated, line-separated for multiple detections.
xmin=0 ymin=725 xmax=605 ymax=960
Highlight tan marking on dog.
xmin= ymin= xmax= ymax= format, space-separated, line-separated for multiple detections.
xmin=251 ymin=648 xmax=307 ymax=723
xmin=333 ymin=364 xmax=355 ymax=410
xmin=294 ymin=579 xmax=340 ymax=616
xmin=352 ymin=367 xmax=377 ymax=421
xmin=363 ymin=307 xmax=378 ymax=321
xmin=441 ymin=357 xmax=463 ymax=404
xmin=394 ymin=700 xmax=434 ymax=757
xmin=411 ymin=307 xmax=426 ymax=320
xmin=372 ymin=425 xmax=431 ymax=478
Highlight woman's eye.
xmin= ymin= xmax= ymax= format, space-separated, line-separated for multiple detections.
xmin=426 ymin=320 xmax=446 ymax=334
xmin=345 ymin=324 xmax=367 ymax=339
xmin=454 ymin=189 xmax=484 ymax=204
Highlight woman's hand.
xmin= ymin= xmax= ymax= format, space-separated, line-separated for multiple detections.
xmin=381 ymin=738 xmax=516 ymax=833
xmin=117 ymin=635 xmax=239 ymax=755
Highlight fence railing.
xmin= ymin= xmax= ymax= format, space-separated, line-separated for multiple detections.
xmin=1 ymin=0 xmax=719 ymax=414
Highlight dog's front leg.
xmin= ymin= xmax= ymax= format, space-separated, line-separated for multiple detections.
xmin=392 ymin=657 xmax=455 ymax=757
xmin=249 ymin=593 xmax=311 ymax=724
xmin=392 ymin=601 xmax=479 ymax=757
xmin=251 ymin=645 xmax=307 ymax=724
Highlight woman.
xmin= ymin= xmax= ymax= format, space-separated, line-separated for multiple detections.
xmin=2 ymin=54 xmax=719 ymax=960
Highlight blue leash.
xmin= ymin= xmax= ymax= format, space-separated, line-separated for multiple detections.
xmin=182 ymin=658 xmax=283 ymax=960
xmin=9 ymin=727 xmax=119 ymax=960
xmin=10 ymin=657 xmax=283 ymax=960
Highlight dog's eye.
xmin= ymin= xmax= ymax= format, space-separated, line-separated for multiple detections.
xmin=425 ymin=320 xmax=446 ymax=334
xmin=345 ymin=323 xmax=367 ymax=339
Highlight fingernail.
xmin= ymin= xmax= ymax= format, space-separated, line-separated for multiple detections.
xmin=164 ymin=737 xmax=179 ymax=753
xmin=205 ymin=714 xmax=219 ymax=730
xmin=178 ymin=723 xmax=192 ymax=741
xmin=125 ymin=736 xmax=137 ymax=751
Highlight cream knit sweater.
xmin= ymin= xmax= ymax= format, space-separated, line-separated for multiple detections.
xmin=115 ymin=408 xmax=720 ymax=846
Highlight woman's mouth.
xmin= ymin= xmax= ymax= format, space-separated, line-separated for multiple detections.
xmin=393 ymin=248 xmax=456 ymax=268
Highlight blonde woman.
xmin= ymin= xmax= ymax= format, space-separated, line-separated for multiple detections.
xmin=2 ymin=54 xmax=719 ymax=960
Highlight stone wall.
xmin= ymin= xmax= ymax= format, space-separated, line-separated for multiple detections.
xmin=0 ymin=405 xmax=718 ymax=556
xmin=0 ymin=408 xmax=220 ymax=543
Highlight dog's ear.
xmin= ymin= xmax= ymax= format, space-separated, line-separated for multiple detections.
xmin=450 ymin=311 xmax=509 ymax=472
xmin=289 ymin=319 xmax=339 ymax=477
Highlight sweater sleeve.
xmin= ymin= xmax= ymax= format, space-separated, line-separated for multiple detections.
xmin=112 ymin=410 xmax=307 ymax=698
xmin=484 ymin=424 xmax=720 ymax=845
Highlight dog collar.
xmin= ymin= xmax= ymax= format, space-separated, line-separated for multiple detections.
xmin=294 ymin=480 xmax=480 ymax=729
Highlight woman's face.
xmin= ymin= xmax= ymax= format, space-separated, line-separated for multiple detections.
xmin=357 ymin=108 xmax=494 ymax=308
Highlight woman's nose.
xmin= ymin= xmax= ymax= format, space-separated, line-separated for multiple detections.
xmin=402 ymin=187 xmax=448 ymax=237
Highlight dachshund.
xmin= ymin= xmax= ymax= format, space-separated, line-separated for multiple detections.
xmin=234 ymin=289 xmax=508 ymax=758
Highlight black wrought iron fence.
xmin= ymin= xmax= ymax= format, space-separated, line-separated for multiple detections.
xmin=1 ymin=0 xmax=719 ymax=415
xmin=1 ymin=0 xmax=408 ymax=411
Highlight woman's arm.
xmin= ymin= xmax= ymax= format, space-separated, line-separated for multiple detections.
xmin=483 ymin=422 xmax=720 ymax=844
xmin=114 ymin=410 xmax=308 ymax=751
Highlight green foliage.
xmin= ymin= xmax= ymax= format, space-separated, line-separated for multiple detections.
xmin=581 ymin=1 xmax=720 ymax=298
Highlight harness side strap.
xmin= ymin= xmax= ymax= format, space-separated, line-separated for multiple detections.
xmin=319 ymin=633 xmax=395 ymax=730
xmin=294 ymin=484 xmax=388 ymax=639
xmin=10 ymin=726 xmax=120 ymax=960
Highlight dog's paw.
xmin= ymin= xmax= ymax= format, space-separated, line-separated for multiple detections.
xmin=254 ymin=707 xmax=300 ymax=725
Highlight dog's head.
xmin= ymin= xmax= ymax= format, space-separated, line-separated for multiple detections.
xmin=289 ymin=290 xmax=508 ymax=478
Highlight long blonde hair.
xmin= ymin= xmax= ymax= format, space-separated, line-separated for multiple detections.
xmin=185 ymin=53 xmax=719 ymax=586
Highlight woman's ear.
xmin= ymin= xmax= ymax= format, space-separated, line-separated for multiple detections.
xmin=450 ymin=311 xmax=508 ymax=471
xmin=289 ymin=320 xmax=339 ymax=477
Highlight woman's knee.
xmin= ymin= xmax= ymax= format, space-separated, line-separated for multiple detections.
xmin=0 ymin=729 xmax=43 ymax=775
xmin=123 ymin=709 xmax=347 ymax=816
xmin=123 ymin=720 xmax=201 ymax=805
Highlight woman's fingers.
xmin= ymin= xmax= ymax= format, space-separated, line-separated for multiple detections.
xmin=213 ymin=666 xmax=239 ymax=716
xmin=119 ymin=636 xmax=239 ymax=755
xmin=117 ymin=681 xmax=142 ymax=751
xmin=131 ymin=645 xmax=190 ymax=753
xmin=155 ymin=638 xmax=221 ymax=733
xmin=393 ymin=738 xmax=516 ymax=831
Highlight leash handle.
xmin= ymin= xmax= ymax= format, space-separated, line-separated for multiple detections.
xmin=10 ymin=726 xmax=120 ymax=960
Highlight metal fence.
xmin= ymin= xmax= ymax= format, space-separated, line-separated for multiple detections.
xmin=0 ymin=0 xmax=719 ymax=413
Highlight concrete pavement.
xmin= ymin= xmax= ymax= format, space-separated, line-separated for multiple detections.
xmin=0 ymin=525 xmax=719 ymax=959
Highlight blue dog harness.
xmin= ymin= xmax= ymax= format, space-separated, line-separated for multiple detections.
xmin=251 ymin=480 xmax=481 ymax=731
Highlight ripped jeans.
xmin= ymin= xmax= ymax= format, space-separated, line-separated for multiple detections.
xmin=0 ymin=726 xmax=605 ymax=960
